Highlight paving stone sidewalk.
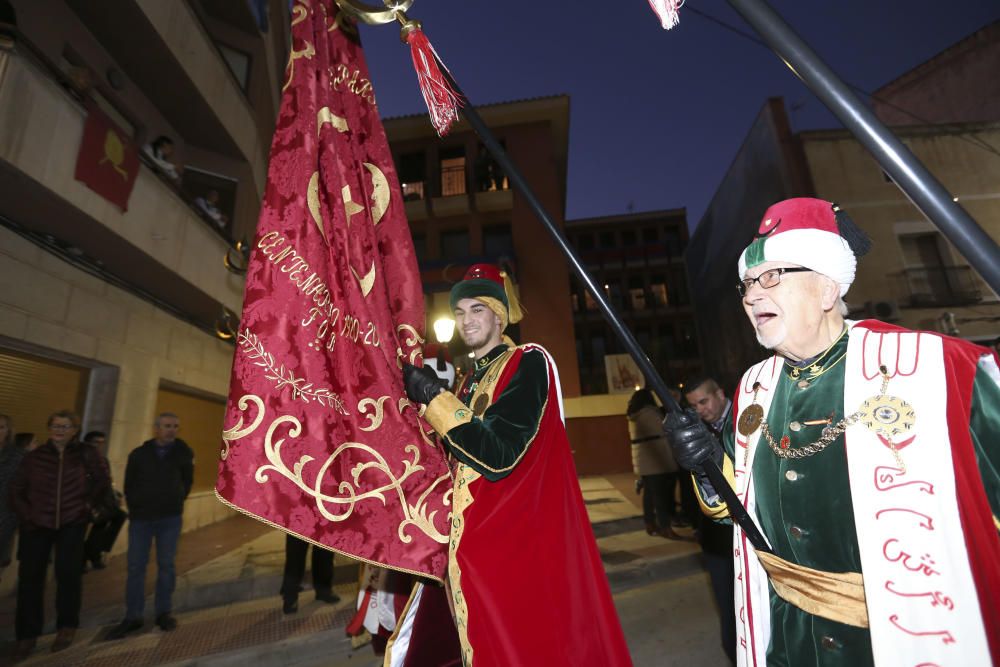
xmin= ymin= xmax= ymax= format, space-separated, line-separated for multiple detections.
xmin=0 ymin=474 xmax=701 ymax=666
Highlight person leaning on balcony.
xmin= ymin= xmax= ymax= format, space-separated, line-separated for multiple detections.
xmin=9 ymin=410 xmax=110 ymax=661
xmin=665 ymin=197 xmax=1000 ymax=666
xmin=143 ymin=135 xmax=182 ymax=182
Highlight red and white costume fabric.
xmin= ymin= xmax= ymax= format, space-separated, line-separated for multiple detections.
xmin=346 ymin=565 xmax=411 ymax=654
xmin=731 ymin=320 xmax=1000 ymax=666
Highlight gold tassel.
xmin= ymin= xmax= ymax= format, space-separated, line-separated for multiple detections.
xmin=501 ymin=270 xmax=525 ymax=324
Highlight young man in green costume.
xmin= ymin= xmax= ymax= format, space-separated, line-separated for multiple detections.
xmin=667 ymin=198 xmax=1000 ymax=666
xmin=397 ymin=264 xmax=631 ymax=667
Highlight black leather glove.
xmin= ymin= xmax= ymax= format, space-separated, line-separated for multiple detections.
xmin=664 ymin=410 xmax=723 ymax=472
xmin=403 ymin=363 xmax=448 ymax=405
xmin=665 ymin=410 xmax=724 ymax=502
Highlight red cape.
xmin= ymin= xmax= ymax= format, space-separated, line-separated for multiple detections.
xmin=452 ymin=346 xmax=632 ymax=666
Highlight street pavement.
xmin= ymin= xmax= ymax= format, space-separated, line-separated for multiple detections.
xmin=0 ymin=474 xmax=727 ymax=666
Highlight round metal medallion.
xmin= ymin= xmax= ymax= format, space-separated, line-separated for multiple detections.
xmin=859 ymin=395 xmax=915 ymax=438
xmin=737 ymin=404 xmax=764 ymax=436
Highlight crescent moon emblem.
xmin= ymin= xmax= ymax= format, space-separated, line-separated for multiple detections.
xmin=364 ymin=162 xmax=391 ymax=225
xmin=317 ymin=107 xmax=348 ymax=135
xmin=440 ymin=263 xmax=457 ymax=283
xmin=307 ymin=172 xmax=328 ymax=244
xmin=352 ymin=261 xmax=376 ymax=297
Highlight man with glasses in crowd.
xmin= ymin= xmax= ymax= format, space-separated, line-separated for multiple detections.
xmin=666 ymin=198 xmax=1000 ymax=666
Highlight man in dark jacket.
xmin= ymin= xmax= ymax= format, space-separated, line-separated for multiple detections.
xmin=684 ymin=377 xmax=736 ymax=666
xmin=10 ymin=410 xmax=109 ymax=660
xmin=107 ymin=412 xmax=193 ymax=640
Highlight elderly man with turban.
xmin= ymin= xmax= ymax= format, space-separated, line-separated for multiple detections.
xmin=395 ymin=264 xmax=631 ymax=667
xmin=667 ymin=198 xmax=1000 ymax=667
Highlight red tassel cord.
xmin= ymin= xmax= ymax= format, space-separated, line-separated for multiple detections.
xmin=403 ymin=24 xmax=463 ymax=137
xmin=647 ymin=0 xmax=684 ymax=30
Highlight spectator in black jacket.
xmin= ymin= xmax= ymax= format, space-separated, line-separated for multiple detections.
xmin=10 ymin=410 xmax=109 ymax=660
xmin=107 ymin=412 xmax=193 ymax=640
xmin=81 ymin=431 xmax=127 ymax=571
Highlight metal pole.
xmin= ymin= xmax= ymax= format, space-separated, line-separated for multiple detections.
xmin=727 ymin=0 xmax=1000 ymax=296
xmin=438 ymin=68 xmax=770 ymax=553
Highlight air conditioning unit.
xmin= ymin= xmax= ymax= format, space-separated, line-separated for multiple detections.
xmin=866 ymin=300 xmax=901 ymax=321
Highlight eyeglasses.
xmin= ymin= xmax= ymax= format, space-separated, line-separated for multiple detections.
xmin=737 ymin=267 xmax=812 ymax=297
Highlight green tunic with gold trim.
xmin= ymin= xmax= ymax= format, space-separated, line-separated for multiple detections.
xmin=703 ymin=330 xmax=1000 ymax=666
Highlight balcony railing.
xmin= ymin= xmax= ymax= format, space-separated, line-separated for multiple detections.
xmin=894 ymin=266 xmax=982 ymax=308
xmin=440 ymin=164 xmax=467 ymax=197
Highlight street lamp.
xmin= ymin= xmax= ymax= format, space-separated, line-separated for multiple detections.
xmin=433 ymin=317 xmax=455 ymax=344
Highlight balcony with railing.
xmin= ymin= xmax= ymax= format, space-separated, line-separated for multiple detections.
xmin=893 ymin=266 xmax=982 ymax=308
xmin=63 ymin=0 xmax=268 ymax=194
xmin=0 ymin=40 xmax=243 ymax=328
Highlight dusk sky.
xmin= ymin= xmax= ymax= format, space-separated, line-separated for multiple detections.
xmin=357 ymin=0 xmax=1000 ymax=229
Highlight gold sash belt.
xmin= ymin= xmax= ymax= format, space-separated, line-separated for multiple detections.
xmin=756 ymin=551 xmax=869 ymax=628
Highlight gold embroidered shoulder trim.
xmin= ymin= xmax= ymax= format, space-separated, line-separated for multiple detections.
xmin=447 ymin=347 xmax=549 ymax=476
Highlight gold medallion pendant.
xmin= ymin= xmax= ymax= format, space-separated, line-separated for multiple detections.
xmin=472 ymin=394 xmax=490 ymax=417
xmin=858 ymin=395 xmax=915 ymax=438
xmin=738 ymin=404 xmax=765 ymax=436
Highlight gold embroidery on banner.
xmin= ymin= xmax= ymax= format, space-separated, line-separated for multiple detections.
xmin=364 ymin=163 xmax=391 ymax=225
xmin=358 ymin=395 xmax=390 ymax=431
xmin=352 ymin=262 xmax=376 ymax=297
xmin=340 ymin=183 xmax=377 ymax=297
xmin=220 ymin=394 xmax=266 ymax=460
xmin=317 ymin=106 xmax=349 ymax=135
xmin=239 ymin=328 xmax=348 ymax=415
xmin=330 ymin=63 xmax=376 ymax=106
xmin=307 ymin=172 xmax=327 ymax=244
xmin=290 ymin=1 xmax=308 ymax=26
xmin=282 ymin=3 xmax=315 ymax=92
xmin=213 ymin=490 xmax=443 ymax=583
xmin=396 ymin=325 xmax=425 ymax=367
xmin=342 ymin=183 xmax=365 ymax=222
xmin=226 ymin=395 xmax=450 ymax=544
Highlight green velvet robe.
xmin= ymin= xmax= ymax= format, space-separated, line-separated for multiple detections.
xmin=714 ymin=332 xmax=1000 ymax=665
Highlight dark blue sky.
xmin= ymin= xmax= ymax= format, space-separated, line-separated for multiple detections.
xmin=358 ymin=0 xmax=999 ymax=227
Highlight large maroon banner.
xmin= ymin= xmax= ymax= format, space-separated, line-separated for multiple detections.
xmin=217 ymin=0 xmax=450 ymax=579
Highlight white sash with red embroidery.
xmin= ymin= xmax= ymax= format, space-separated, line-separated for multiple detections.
xmin=844 ymin=324 xmax=989 ymax=665
xmin=732 ymin=355 xmax=780 ymax=667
